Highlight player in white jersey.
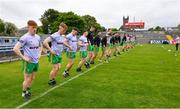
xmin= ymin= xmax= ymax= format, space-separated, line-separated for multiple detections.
xmin=76 ymin=31 xmax=89 ymax=72
xmin=43 ymin=23 xmax=72 ymax=86
xmin=63 ymin=28 xmax=78 ymax=77
xmin=13 ymin=20 xmax=42 ymax=99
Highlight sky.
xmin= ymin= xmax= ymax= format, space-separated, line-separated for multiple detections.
xmin=0 ymin=0 xmax=180 ymax=29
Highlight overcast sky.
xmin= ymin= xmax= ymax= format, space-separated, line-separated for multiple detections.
xmin=0 ymin=0 xmax=180 ymax=29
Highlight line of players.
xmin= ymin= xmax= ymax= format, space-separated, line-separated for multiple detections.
xmin=13 ymin=20 xmax=136 ymax=99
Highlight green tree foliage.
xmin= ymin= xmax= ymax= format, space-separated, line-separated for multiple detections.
xmin=51 ymin=12 xmax=85 ymax=33
xmin=40 ymin=9 xmax=59 ymax=34
xmin=0 ymin=18 xmax=18 ymax=36
xmin=111 ymin=28 xmax=119 ymax=32
xmin=4 ymin=22 xmax=18 ymax=36
xmin=177 ymin=24 xmax=180 ymax=28
xmin=40 ymin=9 xmax=105 ymax=34
xmin=148 ymin=26 xmax=166 ymax=31
xmin=0 ymin=19 xmax=5 ymax=35
xmin=148 ymin=28 xmax=154 ymax=31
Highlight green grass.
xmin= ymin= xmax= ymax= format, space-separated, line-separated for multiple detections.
xmin=0 ymin=44 xmax=180 ymax=108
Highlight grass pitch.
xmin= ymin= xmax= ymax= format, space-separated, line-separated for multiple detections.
xmin=0 ymin=44 xmax=180 ymax=108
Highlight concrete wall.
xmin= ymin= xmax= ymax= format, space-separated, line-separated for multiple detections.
xmin=130 ymin=31 xmax=166 ymax=44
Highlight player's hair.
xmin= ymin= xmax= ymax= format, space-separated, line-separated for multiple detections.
xmin=59 ymin=22 xmax=68 ymax=30
xmin=27 ymin=20 xmax=37 ymax=27
xmin=72 ymin=27 xmax=79 ymax=32
xmin=83 ymin=30 xmax=88 ymax=34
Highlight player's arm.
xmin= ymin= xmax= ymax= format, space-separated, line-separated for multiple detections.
xmin=38 ymin=43 xmax=43 ymax=59
xmin=63 ymin=39 xmax=72 ymax=51
xmin=43 ymin=37 xmax=56 ymax=55
xmin=87 ymin=38 xmax=91 ymax=46
xmin=13 ymin=42 xmax=31 ymax=62
xmin=78 ymin=40 xmax=85 ymax=47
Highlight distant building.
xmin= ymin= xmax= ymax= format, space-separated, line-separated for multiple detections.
xmin=0 ymin=37 xmax=19 ymax=51
xmin=121 ymin=16 xmax=145 ymax=31
xmin=166 ymin=27 xmax=180 ymax=34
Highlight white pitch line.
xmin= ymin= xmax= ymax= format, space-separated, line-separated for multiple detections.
xmin=15 ymin=62 xmax=105 ymax=109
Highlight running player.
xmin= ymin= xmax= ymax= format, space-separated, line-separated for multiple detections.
xmin=113 ymin=32 xmax=120 ymax=56
xmin=76 ymin=31 xmax=89 ymax=72
xmin=91 ymin=31 xmax=101 ymax=64
xmin=175 ymin=34 xmax=180 ymax=51
xmin=110 ymin=33 xmax=116 ymax=56
xmin=63 ymin=28 xmax=79 ymax=77
xmin=99 ymin=33 xmax=109 ymax=63
xmin=121 ymin=33 xmax=127 ymax=52
xmin=116 ymin=33 xmax=121 ymax=55
xmin=106 ymin=29 xmax=113 ymax=58
xmin=13 ymin=20 xmax=42 ymax=98
xmin=86 ymin=27 xmax=96 ymax=65
xmin=43 ymin=22 xmax=72 ymax=86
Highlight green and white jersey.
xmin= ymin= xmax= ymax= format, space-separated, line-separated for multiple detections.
xmin=79 ymin=35 xmax=88 ymax=51
xmin=66 ymin=33 xmax=78 ymax=52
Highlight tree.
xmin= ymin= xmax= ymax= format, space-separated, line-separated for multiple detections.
xmin=40 ymin=9 xmax=59 ymax=34
xmin=37 ymin=26 xmax=44 ymax=35
xmin=82 ymin=15 xmax=105 ymax=32
xmin=0 ymin=19 xmax=5 ymax=35
xmin=111 ymin=28 xmax=118 ymax=31
xmin=177 ymin=24 xmax=180 ymax=28
xmin=148 ymin=28 xmax=154 ymax=31
xmin=4 ymin=22 xmax=18 ymax=36
xmin=40 ymin=9 xmax=105 ymax=34
xmin=51 ymin=12 xmax=86 ymax=34
xmin=154 ymin=26 xmax=162 ymax=31
xmin=82 ymin=15 xmax=97 ymax=30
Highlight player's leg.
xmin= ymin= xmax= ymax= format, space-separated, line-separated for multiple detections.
xmin=109 ymin=44 xmax=113 ymax=56
xmin=86 ymin=45 xmax=92 ymax=64
xmin=22 ymin=62 xmax=38 ymax=98
xmin=90 ymin=52 xmax=95 ymax=64
xmin=99 ymin=46 xmax=105 ymax=62
xmin=25 ymin=72 xmax=36 ymax=96
xmin=77 ymin=51 xmax=87 ymax=72
xmin=48 ymin=64 xmax=60 ymax=86
xmin=22 ymin=73 xmax=32 ymax=98
xmin=63 ymin=52 xmax=76 ymax=77
xmin=48 ymin=55 xmax=62 ymax=85
xmin=176 ymin=43 xmax=179 ymax=51
xmin=111 ymin=44 xmax=116 ymax=56
xmin=63 ymin=59 xmax=74 ymax=77
xmin=29 ymin=72 xmax=35 ymax=86
xmin=91 ymin=46 xmax=98 ymax=64
xmin=104 ymin=46 xmax=110 ymax=63
xmin=90 ymin=46 xmax=95 ymax=64
xmin=77 ymin=58 xmax=86 ymax=72
xmin=27 ymin=61 xmax=39 ymax=94
xmin=107 ymin=44 xmax=111 ymax=57
xmin=117 ymin=44 xmax=121 ymax=55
